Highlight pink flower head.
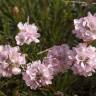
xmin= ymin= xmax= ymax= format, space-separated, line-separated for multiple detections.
xmin=0 ymin=45 xmax=26 ymax=77
xmin=71 ymin=43 xmax=96 ymax=77
xmin=22 ymin=60 xmax=53 ymax=90
xmin=73 ymin=12 xmax=96 ymax=41
xmin=15 ymin=22 xmax=40 ymax=45
xmin=43 ymin=44 xmax=73 ymax=75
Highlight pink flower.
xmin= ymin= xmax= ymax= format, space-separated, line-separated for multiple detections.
xmin=71 ymin=43 xmax=96 ymax=77
xmin=0 ymin=45 xmax=26 ymax=77
xmin=73 ymin=12 xmax=96 ymax=41
xmin=15 ymin=22 xmax=40 ymax=45
xmin=43 ymin=44 xmax=73 ymax=75
xmin=22 ymin=60 xmax=53 ymax=90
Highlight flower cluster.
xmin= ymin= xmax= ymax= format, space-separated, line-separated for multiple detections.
xmin=73 ymin=12 xmax=96 ymax=41
xmin=22 ymin=44 xmax=74 ymax=89
xmin=71 ymin=43 xmax=96 ymax=77
xmin=43 ymin=44 xmax=73 ymax=75
xmin=15 ymin=22 xmax=40 ymax=45
xmin=71 ymin=12 xmax=96 ymax=77
xmin=0 ymin=45 xmax=26 ymax=77
xmin=42 ymin=42 xmax=96 ymax=77
xmin=22 ymin=60 xmax=53 ymax=89
xmin=1 ymin=12 xmax=96 ymax=90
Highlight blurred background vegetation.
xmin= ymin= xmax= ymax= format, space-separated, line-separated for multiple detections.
xmin=0 ymin=0 xmax=96 ymax=96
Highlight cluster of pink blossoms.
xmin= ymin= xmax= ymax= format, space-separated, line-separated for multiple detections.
xmin=0 ymin=45 xmax=26 ymax=77
xmin=15 ymin=14 xmax=96 ymax=89
xmin=23 ymin=60 xmax=53 ymax=90
xmin=73 ymin=12 xmax=96 ymax=41
xmin=22 ymin=44 xmax=74 ymax=89
xmin=42 ymin=43 xmax=96 ymax=78
xmin=43 ymin=44 xmax=73 ymax=75
xmin=1 ymin=12 xmax=96 ymax=90
xmin=15 ymin=22 xmax=40 ymax=45
xmin=71 ymin=43 xmax=96 ymax=77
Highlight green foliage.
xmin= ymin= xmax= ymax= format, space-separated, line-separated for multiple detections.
xmin=0 ymin=0 xmax=96 ymax=96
